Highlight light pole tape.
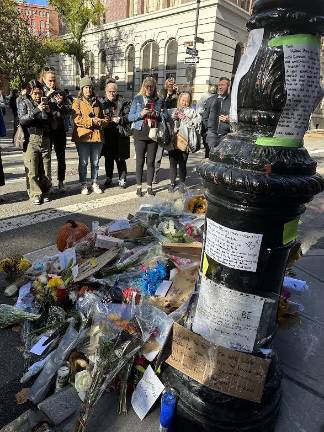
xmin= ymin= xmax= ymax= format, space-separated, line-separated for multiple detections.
xmin=268 ymin=34 xmax=321 ymax=48
xmin=256 ymin=137 xmax=303 ymax=148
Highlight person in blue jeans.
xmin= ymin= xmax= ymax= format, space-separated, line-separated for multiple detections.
xmin=128 ymin=77 xmax=164 ymax=197
xmin=72 ymin=76 xmax=109 ymax=195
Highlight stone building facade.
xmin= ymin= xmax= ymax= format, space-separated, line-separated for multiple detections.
xmin=52 ymin=0 xmax=251 ymax=100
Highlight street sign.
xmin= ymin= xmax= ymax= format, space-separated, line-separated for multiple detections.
xmin=184 ymin=41 xmax=194 ymax=47
xmin=195 ymin=36 xmax=205 ymax=44
xmin=186 ymin=47 xmax=198 ymax=56
xmin=185 ymin=57 xmax=199 ymax=64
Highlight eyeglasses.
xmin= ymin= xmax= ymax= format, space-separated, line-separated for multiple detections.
xmin=44 ymin=66 xmax=55 ymax=72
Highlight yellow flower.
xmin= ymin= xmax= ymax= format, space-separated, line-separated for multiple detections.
xmin=47 ymin=276 xmax=65 ymax=290
xmin=17 ymin=258 xmax=31 ymax=272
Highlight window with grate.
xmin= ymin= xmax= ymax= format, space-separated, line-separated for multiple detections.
xmin=126 ymin=45 xmax=135 ymax=90
xmin=99 ymin=51 xmax=107 ymax=76
xmin=165 ymin=39 xmax=178 ymax=80
xmin=141 ymin=41 xmax=159 ymax=82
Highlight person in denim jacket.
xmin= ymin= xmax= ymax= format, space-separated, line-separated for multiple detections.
xmin=128 ymin=77 xmax=164 ymax=197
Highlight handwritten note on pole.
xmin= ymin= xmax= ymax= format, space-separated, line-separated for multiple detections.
xmin=205 ymin=219 xmax=263 ymax=272
xmin=275 ymin=43 xmax=322 ymax=139
xmin=192 ymin=276 xmax=265 ymax=352
xmin=166 ymin=323 xmax=270 ymax=403
xmin=131 ymin=365 xmax=165 ymax=420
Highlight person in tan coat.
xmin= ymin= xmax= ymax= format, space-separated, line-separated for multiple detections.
xmin=72 ymin=76 xmax=109 ymax=195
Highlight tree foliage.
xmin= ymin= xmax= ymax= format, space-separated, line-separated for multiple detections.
xmin=49 ymin=0 xmax=105 ymax=77
xmin=0 ymin=0 xmax=58 ymax=88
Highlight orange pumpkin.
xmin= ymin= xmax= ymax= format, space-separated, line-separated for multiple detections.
xmin=56 ymin=220 xmax=90 ymax=252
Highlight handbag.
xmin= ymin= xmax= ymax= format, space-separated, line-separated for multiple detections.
xmin=175 ymin=132 xmax=188 ymax=152
xmin=14 ymin=125 xmax=25 ymax=149
xmin=157 ymin=115 xmax=173 ymax=150
xmin=148 ymin=127 xmax=158 ymax=141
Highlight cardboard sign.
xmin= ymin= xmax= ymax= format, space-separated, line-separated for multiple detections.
xmin=166 ymin=323 xmax=270 ymax=403
xmin=74 ymin=245 xmax=120 ymax=282
xmin=162 ymin=242 xmax=202 ymax=259
xmin=165 ymin=265 xmax=199 ymax=306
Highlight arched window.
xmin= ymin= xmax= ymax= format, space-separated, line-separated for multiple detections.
xmin=126 ymin=45 xmax=135 ymax=91
xmin=141 ymin=41 xmax=159 ymax=82
xmin=85 ymin=51 xmax=95 ymax=77
xmin=231 ymin=43 xmax=244 ymax=84
xmin=165 ymin=39 xmax=178 ymax=80
xmin=99 ymin=51 xmax=106 ymax=76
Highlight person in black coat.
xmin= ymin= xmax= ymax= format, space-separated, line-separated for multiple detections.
xmin=101 ymin=81 xmax=131 ymax=189
xmin=205 ymin=77 xmax=231 ymax=156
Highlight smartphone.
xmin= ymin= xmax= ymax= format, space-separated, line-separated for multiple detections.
xmin=41 ymin=97 xmax=48 ymax=104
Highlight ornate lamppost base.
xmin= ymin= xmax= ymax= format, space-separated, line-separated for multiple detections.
xmin=162 ymin=356 xmax=281 ymax=432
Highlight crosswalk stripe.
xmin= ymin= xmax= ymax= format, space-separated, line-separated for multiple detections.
xmin=0 ymin=190 xmax=138 ymax=233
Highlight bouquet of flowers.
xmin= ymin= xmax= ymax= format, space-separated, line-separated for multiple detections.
xmin=33 ymin=274 xmax=68 ymax=306
xmin=74 ymin=317 xmax=145 ymax=432
xmin=0 ymin=256 xmax=31 ymax=283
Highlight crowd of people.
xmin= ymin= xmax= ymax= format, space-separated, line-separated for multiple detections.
xmin=0 ymin=69 xmax=231 ymax=205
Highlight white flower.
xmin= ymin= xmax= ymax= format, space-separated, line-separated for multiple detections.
xmin=38 ymin=274 xmax=48 ymax=285
xmin=74 ymin=369 xmax=92 ymax=401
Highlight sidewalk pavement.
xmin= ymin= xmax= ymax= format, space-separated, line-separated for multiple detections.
xmin=55 ymin=249 xmax=324 ymax=432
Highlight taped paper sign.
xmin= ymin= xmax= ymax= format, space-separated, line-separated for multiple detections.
xmin=166 ymin=323 xmax=270 ymax=403
xmin=230 ymin=28 xmax=264 ymax=123
xmin=192 ymin=276 xmax=265 ymax=352
xmin=273 ymin=35 xmax=322 ymax=140
xmin=131 ymin=365 xmax=165 ymax=420
xmin=205 ymin=219 xmax=263 ymax=272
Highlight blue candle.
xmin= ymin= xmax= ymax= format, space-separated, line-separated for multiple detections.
xmin=160 ymin=388 xmax=177 ymax=431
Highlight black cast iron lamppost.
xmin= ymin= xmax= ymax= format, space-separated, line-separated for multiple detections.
xmin=163 ymin=1 xmax=324 ymax=431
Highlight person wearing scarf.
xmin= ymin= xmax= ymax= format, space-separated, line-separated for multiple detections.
xmin=72 ymin=76 xmax=109 ymax=195
xmin=128 ymin=77 xmax=164 ymax=197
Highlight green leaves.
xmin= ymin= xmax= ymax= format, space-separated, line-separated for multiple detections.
xmin=0 ymin=0 xmax=60 ymax=87
xmin=49 ymin=0 xmax=105 ymax=77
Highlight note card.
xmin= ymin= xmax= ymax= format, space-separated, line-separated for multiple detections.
xmin=205 ymin=219 xmax=263 ymax=272
xmin=192 ymin=276 xmax=265 ymax=352
xmin=131 ymin=365 xmax=165 ymax=420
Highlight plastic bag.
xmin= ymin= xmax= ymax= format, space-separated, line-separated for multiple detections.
xmin=0 ymin=304 xmax=40 ymax=328
xmin=137 ymin=302 xmax=173 ymax=362
xmin=157 ymin=114 xmax=174 ymax=150
xmin=29 ymin=320 xmax=87 ymax=404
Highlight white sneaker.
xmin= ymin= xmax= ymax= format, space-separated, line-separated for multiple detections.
xmin=92 ymin=183 xmax=103 ymax=194
xmin=81 ymin=184 xmax=89 ymax=195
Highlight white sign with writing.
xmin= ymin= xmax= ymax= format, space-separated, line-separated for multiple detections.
xmin=230 ymin=28 xmax=264 ymax=123
xmin=275 ymin=43 xmax=322 ymax=139
xmin=192 ymin=276 xmax=266 ymax=352
xmin=131 ymin=365 xmax=165 ymax=420
xmin=205 ymin=219 xmax=263 ymax=272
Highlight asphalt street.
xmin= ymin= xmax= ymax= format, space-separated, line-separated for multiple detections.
xmin=0 ymin=113 xmax=324 ymax=430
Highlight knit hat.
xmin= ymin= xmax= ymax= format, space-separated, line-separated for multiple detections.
xmin=80 ymin=76 xmax=93 ymax=89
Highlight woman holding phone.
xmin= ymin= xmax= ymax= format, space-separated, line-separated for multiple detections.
xmin=128 ymin=77 xmax=164 ymax=197
xmin=17 ymin=80 xmax=54 ymax=205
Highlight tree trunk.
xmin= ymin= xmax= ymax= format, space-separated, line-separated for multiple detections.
xmin=78 ymin=58 xmax=85 ymax=78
